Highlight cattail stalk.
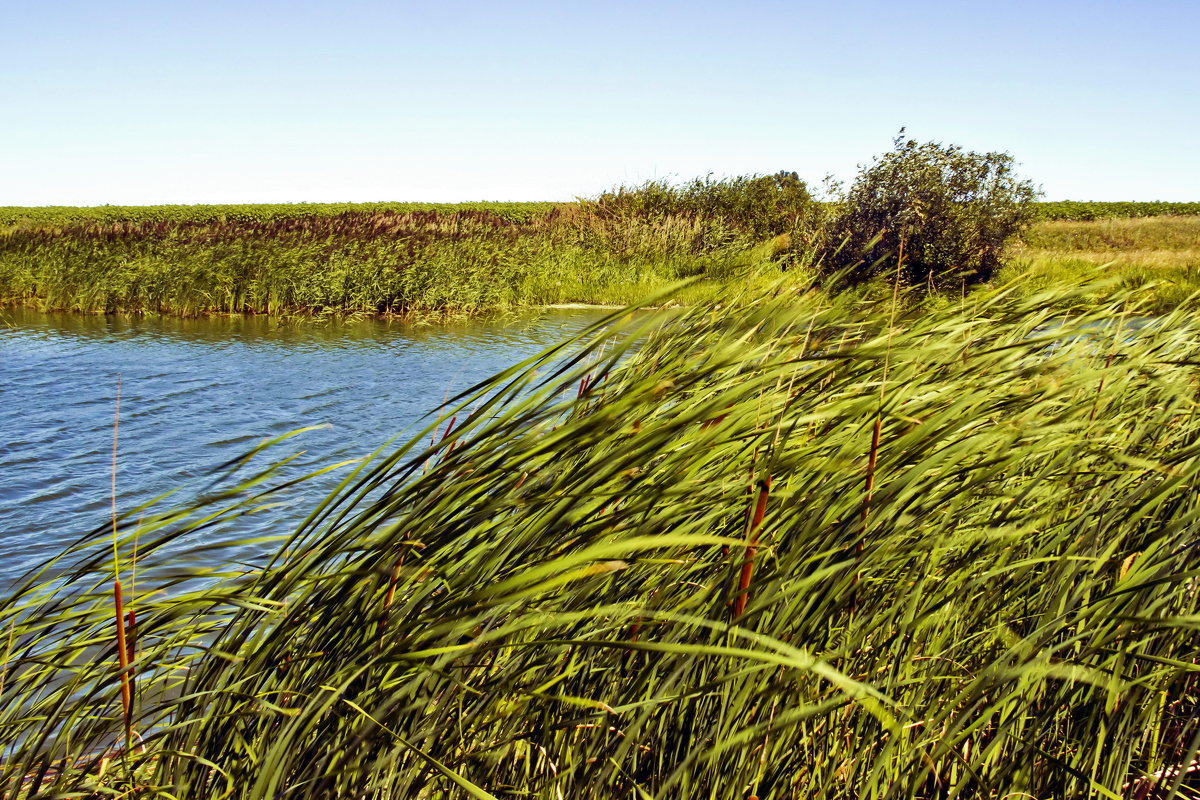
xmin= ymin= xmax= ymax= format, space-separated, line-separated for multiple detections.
xmin=733 ymin=477 xmax=772 ymax=619
xmin=110 ymin=377 xmax=133 ymax=750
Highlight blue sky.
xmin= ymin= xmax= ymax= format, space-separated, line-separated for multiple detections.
xmin=3 ymin=0 xmax=1196 ymax=205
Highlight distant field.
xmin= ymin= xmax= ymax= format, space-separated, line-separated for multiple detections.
xmin=1034 ymin=201 xmax=1200 ymax=220
xmin=4 ymin=200 xmax=1198 ymax=230
xmin=0 ymin=201 xmax=563 ymax=228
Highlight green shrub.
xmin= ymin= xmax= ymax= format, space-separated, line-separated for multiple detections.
xmin=581 ymin=172 xmax=820 ymax=245
xmin=827 ymin=134 xmax=1040 ymax=288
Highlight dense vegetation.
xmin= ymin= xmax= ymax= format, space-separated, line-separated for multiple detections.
xmin=824 ymin=137 xmax=1039 ymax=287
xmin=5 ymin=284 xmax=1200 ymax=798
xmin=0 ymin=205 xmax=792 ymax=316
xmin=1 ymin=139 xmax=1196 ymax=319
xmin=5 ymin=200 xmax=1196 ymax=231
xmin=0 ymin=178 xmax=825 ymax=317
xmin=580 ymin=171 xmax=821 ymax=243
xmin=0 ymin=139 xmax=1014 ymax=317
xmin=4 ymin=138 xmax=1200 ymax=796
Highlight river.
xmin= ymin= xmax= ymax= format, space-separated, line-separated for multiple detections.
xmin=0 ymin=307 xmax=606 ymax=586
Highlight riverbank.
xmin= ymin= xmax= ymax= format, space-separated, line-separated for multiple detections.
xmin=1 ymin=203 xmax=1197 ymax=319
xmin=0 ymin=203 xmax=803 ymax=318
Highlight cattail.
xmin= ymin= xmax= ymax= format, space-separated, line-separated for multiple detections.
xmin=733 ymin=477 xmax=771 ymax=619
xmin=113 ymin=580 xmax=133 ymax=747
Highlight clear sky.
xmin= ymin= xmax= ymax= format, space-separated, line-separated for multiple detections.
xmin=3 ymin=0 xmax=1196 ymax=205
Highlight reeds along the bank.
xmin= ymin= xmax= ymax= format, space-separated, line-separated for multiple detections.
xmin=5 ymin=283 xmax=1200 ymax=798
xmin=0 ymin=206 xmax=787 ymax=318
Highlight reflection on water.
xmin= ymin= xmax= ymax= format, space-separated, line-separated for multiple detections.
xmin=0 ymin=307 xmax=605 ymax=585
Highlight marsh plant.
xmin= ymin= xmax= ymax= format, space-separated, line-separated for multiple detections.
xmin=0 ymin=204 xmax=787 ymax=318
xmin=3 ymin=279 xmax=1200 ymax=798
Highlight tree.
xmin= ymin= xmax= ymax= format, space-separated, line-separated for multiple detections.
xmin=827 ymin=133 xmax=1040 ymax=288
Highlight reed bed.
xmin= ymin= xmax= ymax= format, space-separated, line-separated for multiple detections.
xmin=3 ymin=280 xmax=1200 ymax=798
xmin=3 ymin=190 xmax=1196 ymax=320
xmin=3 ymin=200 xmax=1194 ymax=232
xmin=0 ymin=208 xmax=780 ymax=317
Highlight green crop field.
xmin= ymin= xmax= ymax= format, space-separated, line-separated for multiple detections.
xmin=1001 ymin=215 xmax=1200 ymax=308
xmin=1034 ymin=201 xmax=1200 ymax=221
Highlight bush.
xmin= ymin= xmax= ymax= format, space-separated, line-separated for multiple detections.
xmin=582 ymin=172 xmax=820 ymax=244
xmin=827 ymin=134 xmax=1040 ymax=288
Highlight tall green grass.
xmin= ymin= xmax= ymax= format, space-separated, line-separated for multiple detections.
xmin=4 ymin=280 xmax=1200 ymax=798
xmin=0 ymin=208 xmax=794 ymax=317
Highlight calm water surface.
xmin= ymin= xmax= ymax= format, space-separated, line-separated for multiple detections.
xmin=0 ymin=308 xmax=605 ymax=585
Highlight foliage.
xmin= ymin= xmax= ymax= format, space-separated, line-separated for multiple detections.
xmin=3 ymin=284 xmax=1200 ymax=798
xmin=0 ymin=208 xmax=785 ymax=317
xmin=827 ymin=135 xmax=1040 ymax=287
xmin=581 ymin=172 xmax=822 ymax=245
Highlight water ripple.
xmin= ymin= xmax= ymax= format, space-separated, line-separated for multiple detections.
xmin=0 ymin=307 xmax=604 ymax=586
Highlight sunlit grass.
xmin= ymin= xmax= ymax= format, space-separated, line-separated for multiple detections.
xmin=0 ymin=208 xmax=787 ymax=318
xmin=998 ymin=216 xmax=1200 ymax=309
xmin=3 ymin=280 xmax=1200 ymax=798
xmin=1022 ymin=216 xmax=1200 ymax=252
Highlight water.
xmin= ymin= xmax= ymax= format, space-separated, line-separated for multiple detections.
xmin=0 ymin=307 xmax=606 ymax=586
